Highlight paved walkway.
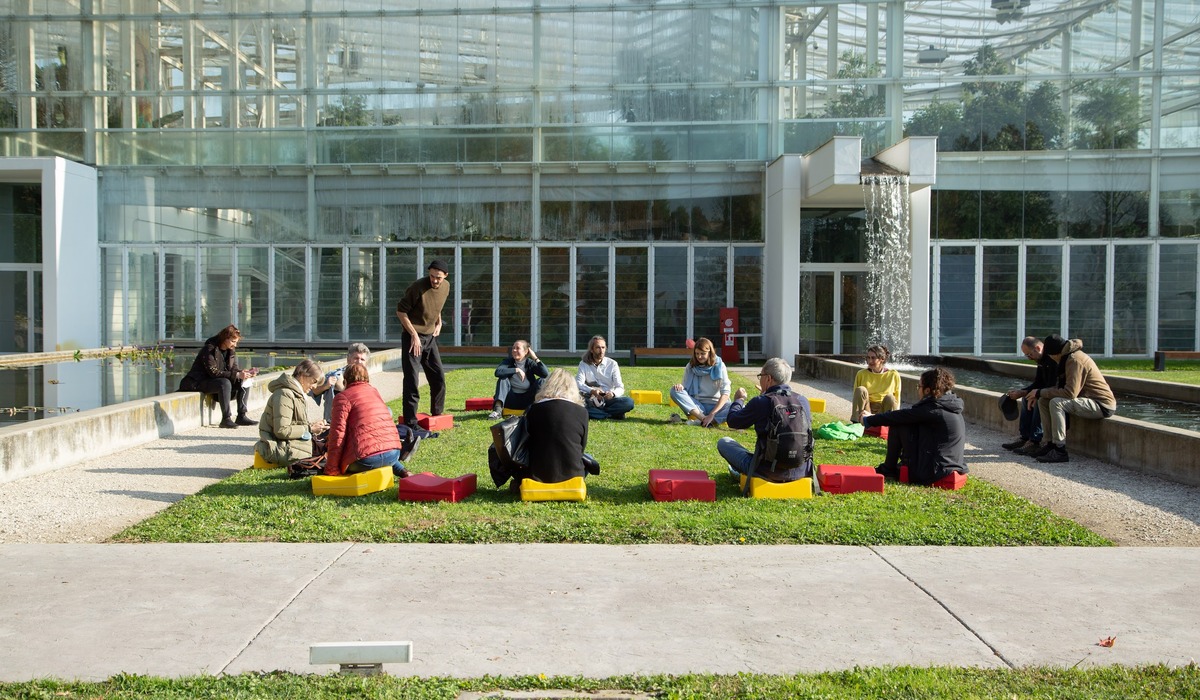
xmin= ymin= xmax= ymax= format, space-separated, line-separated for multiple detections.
xmin=2 ymin=366 xmax=1200 ymax=681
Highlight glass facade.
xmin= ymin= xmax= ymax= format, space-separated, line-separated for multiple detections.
xmin=0 ymin=1 xmax=1197 ymax=354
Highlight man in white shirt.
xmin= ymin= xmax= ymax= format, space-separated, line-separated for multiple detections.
xmin=574 ymin=335 xmax=635 ymax=420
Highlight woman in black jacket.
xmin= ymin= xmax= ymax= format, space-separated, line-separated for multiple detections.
xmin=508 ymin=368 xmax=599 ymax=491
xmin=861 ymin=367 xmax=967 ymax=485
xmin=178 ymin=324 xmax=258 ymax=428
xmin=488 ymin=340 xmax=550 ymax=418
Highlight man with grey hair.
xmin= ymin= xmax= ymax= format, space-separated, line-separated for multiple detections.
xmin=716 ymin=357 xmax=814 ymax=483
xmin=312 ymin=342 xmax=371 ymax=420
xmin=1000 ymin=336 xmax=1057 ymax=455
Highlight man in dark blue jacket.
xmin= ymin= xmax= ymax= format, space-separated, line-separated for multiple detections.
xmin=716 ymin=357 xmax=813 ymax=483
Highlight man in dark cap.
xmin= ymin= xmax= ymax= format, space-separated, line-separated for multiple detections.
xmin=396 ymin=259 xmax=451 ymax=435
xmin=1001 ymin=336 xmax=1057 ymax=455
xmin=1031 ymin=333 xmax=1117 ymax=463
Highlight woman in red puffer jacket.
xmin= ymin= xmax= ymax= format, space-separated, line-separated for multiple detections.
xmin=323 ymin=363 xmax=405 ymax=477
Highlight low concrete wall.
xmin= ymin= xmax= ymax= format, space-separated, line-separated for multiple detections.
xmin=0 ymin=349 xmax=406 ymax=485
xmin=795 ymin=354 xmax=1200 ymax=488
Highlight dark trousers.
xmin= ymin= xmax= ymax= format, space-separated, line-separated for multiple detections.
xmin=193 ymin=376 xmax=248 ymax=421
xmin=401 ymin=331 xmax=446 ymax=425
xmin=881 ymin=425 xmax=917 ymax=476
xmin=1019 ymin=401 xmax=1043 ymax=443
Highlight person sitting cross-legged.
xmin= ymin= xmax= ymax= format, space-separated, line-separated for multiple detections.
xmin=668 ymin=337 xmax=731 ymax=427
xmin=862 ymin=367 xmax=968 ymax=485
xmin=716 ymin=357 xmax=813 ymax=483
xmin=575 ymin=334 xmax=635 ymax=420
xmin=850 ymin=344 xmax=900 ymax=423
xmin=488 ymin=340 xmax=549 ymax=419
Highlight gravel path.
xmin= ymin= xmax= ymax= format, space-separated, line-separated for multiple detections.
xmin=3 ymin=367 xmax=1199 ymax=546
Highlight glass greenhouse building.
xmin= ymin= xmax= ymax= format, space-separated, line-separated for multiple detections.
xmin=1 ymin=0 xmax=1197 ymax=358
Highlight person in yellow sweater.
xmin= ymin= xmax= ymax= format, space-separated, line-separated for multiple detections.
xmin=851 ymin=344 xmax=900 ymax=422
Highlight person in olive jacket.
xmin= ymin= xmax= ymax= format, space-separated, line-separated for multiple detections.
xmin=178 ymin=324 xmax=258 ymax=428
xmin=861 ymin=366 xmax=968 ymax=485
xmin=323 ymin=363 xmax=405 ymax=477
xmin=255 ymin=359 xmax=325 ymax=467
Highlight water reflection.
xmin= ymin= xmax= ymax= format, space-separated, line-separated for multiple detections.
xmin=0 ymin=351 xmax=340 ymax=426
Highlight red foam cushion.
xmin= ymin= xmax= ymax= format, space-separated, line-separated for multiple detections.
xmin=864 ymin=425 xmax=889 ymax=440
xmin=899 ymin=465 xmax=967 ymax=490
xmin=465 ymin=398 xmax=493 ymax=411
xmin=416 ymin=413 xmax=454 ymax=431
xmin=397 ymin=472 xmax=477 ymax=502
xmin=647 ymin=469 xmax=716 ymax=502
xmin=817 ymin=464 xmax=884 ymax=494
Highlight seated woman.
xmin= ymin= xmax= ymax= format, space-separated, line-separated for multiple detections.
xmin=178 ymin=324 xmax=258 ymax=428
xmin=668 ymin=337 xmax=731 ymax=427
xmin=255 ymin=359 xmax=325 ymax=467
xmin=861 ymin=366 xmax=968 ymax=485
xmin=851 ymin=344 xmax=901 ymax=423
xmin=574 ymin=334 xmax=635 ymax=420
xmin=488 ymin=340 xmax=550 ymax=419
xmin=323 ymin=363 xmax=407 ymax=478
xmin=509 ymin=368 xmax=600 ymax=491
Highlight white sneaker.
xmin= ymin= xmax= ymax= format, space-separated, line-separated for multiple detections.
xmin=488 ymin=410 xmax=502 ymax=419
xmin=668 ymin=414 xmax=684 ymax=424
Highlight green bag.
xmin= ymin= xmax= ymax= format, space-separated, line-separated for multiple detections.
xmin=814 ymin=421 xmax=865 ymax=441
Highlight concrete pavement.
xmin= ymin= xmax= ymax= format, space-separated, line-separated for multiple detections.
xmin=2 ymin=543 xmax=1197 ymax=681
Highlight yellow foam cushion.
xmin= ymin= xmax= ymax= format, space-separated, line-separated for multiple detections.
xmin=520 ymin=476 xmax=587 ymax=502
xmin=629 ymin=389 xmax=663 ymax=405
xmin=501 ymin=407 xmax=525 ymax=417
xmin=808 ymin=397 xmax=827 ymax=413
xmin=312 ymin=467 xmax=394 ymax=497
xmin=738 ymin=474 xmax=814 ymax=499
xmin=252 ymin=451 xmax=275 ymax=470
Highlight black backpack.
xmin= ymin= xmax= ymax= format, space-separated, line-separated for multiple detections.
xmin=755 ymin=391 xmax=814 ymax=477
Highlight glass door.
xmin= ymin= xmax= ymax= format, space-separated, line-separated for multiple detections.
xmin=0 ymin=268 xmax=40 ymax=353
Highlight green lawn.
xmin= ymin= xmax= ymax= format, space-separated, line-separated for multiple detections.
xmin=1094 ymin=358 xmax=1200 ymax=385
xmin=113 ymin=368 xmax=1107 ymax=546
xmin=4 ymin=666 xmax=1197 ymax=699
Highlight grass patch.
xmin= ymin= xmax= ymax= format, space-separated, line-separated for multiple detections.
xmin=113 ymin=368 xmax=1107 ymax=546
xmin=4 ymin=666 xmax=1197 ymax=699
xmin=1094 ymin=358 xmax=1200 ymax=385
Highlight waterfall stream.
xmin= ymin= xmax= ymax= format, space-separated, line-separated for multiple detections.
xmin=862 ymin=174 xmax=912 ymax=360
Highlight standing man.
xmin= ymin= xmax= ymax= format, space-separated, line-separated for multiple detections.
xmin=1001 ymin=336 xmax=1058 ymax=455
xmin=396 ymin=259 xmax=451 ymax=436
xmin=1033 ymin=334 xmax=1117 ymax=464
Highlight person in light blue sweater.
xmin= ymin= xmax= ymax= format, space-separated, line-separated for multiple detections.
xmin=668 ymin=337 xmax=731 ymax=427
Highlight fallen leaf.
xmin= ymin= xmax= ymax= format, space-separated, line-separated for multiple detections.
xmin=1098 ymin=635 xmax=1117 ymax=648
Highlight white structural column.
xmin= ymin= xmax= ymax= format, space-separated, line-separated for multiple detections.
xmin=908 ymin=186 xmax=932 ymax=355
xmin=763 ymin=154 xmax=803 ymax=358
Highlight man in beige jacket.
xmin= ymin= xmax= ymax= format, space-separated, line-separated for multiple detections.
xmin=1031 ymin=334 xmax=1117 ymax=463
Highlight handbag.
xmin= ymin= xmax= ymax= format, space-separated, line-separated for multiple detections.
xmin=489 ymin=415 xmax=529 ymax=469
xmin=287 ymin=453 xmax=326 ymax=479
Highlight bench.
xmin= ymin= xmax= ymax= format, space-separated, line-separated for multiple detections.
xmin=630 ymin=347 xmax=692 ymax=366
xmin=310 ymin=641 xmax=412 ymax=676
xmin=1153 ymin=351 xmax=1200 ymax=371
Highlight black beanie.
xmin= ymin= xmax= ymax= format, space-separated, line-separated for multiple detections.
xmin=428 ymin=259 xmax=449 ymax=273
xmin=1042 ymin=334 xmax=1067 ymax=355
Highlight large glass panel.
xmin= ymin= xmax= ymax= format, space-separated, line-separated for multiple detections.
xmin=1025 ymin=245 xmax=1062 ymax=340
xmin=200 ymin=247 xmax=233 ymax=333
xmin=692 ymin=247 xmax=727 ymax=341
xmin=348 ymin=247 xmax=381 ymax=342
xmin=614 ymin=247 xmax=648 ymax=350
xmin=730 ymin=193 xmax=763 ymax=243
xmin=938 ymin=247 xmax=975 ymax=353
xmin=1112 ymin=245 xmax=1148 ymax=354
xmin=128 ymin=248 xmax=159 ymax=344
xmin=799 ymin=272 xmax=834 ymax=354
xmin=575 ymin=247 xmax=609 ymax=350
xmin=732 ymin=246 xmax=763 ymax=356
xmin=802 ymin=209 xmax=866 ymax=262
xmin=460 ymin=247 xmax=494 ymax=346
xmin=539 ymin=247 xmax=571 ymax=350
xmin=0 ymin=271 xmax=29 ymax=352
xmin=982 ymin=247 xmax=1018 ymax=353
xmin=163 ymin=246 xmax=197 ymax=340
xmin=102 ymin=248 xmax=124 ymax=345
xmin=933 ymin=191 xmax=979 ymax=241
xmin=384 ymin=247 xmax=417 ymax=342
xmin=1068 ymin=245 xmax=1107 ymax=351
xmin=312 ymin=247 xmax=343 ymax=341
xmin=653 ymin=247 xmax=688 ymax=347
xmin=236 ymin=248 xmax=269 ymax=340
xmin=274 ymin=247 xmax=306 ymax=342
xmin=1158 ymin=244 xmax=1197 ymax=351
xmin=1160 ymin=189 xmax=1200 ymax=238
xmin=0 ymin=184 xmax=42 ymax=263
xmin=498 ymin=247 xmax=532 ymax=343
xmin=1063 ymin=190 xmax=1151 ymax=239
xmin=841 ymin=272 xmax=868 ymax=354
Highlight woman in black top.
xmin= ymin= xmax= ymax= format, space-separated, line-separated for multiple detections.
xmin=178 ymin=324 xmax=258 ymax=428
xmin=511 ymin=368 xmax=599 ymax=490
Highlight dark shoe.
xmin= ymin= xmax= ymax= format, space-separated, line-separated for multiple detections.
xmin=399 ymin=434 xmax=421 ymax=462
xmin=1029 ymin=442 xmax=1056 ymax=458
xmin=406 ymin=423 xmax=439 ymax=440
xmin=1014 ymin=441 xmax=1042 ymax=456
xmin=1002 ymin=438 xmax=1027 ymax=450
xmin=1036 ymin=446 xmax=1069 ymax=463
xmin=218 ymin=417 xmax=238 ymax=429
xmin=392 ymin=464 xmax=410 ymax=479
xmin=875 ymin=463 xmax=900 ymax=480
xmin=583 ymin=454 xmax=601 ymax=476
xmin=235 ymin=414 xmax=257 ymax=426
